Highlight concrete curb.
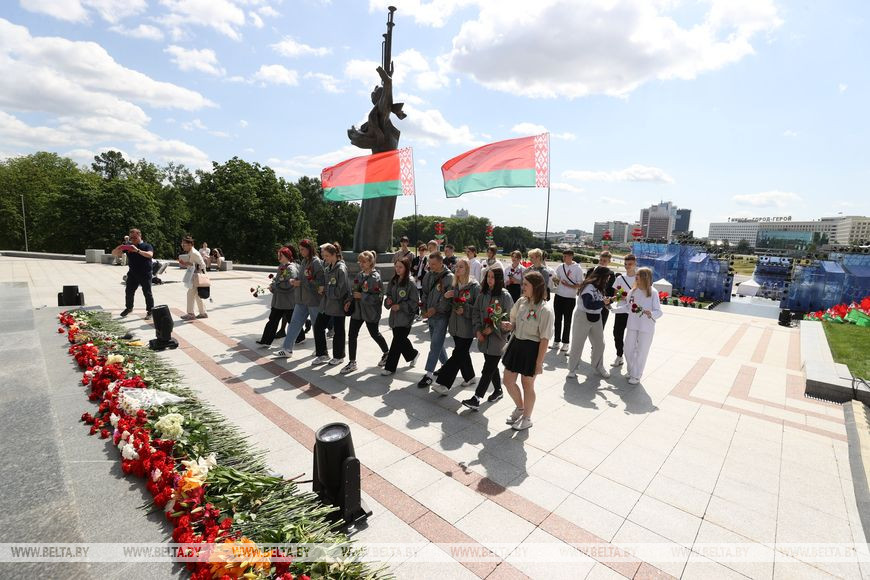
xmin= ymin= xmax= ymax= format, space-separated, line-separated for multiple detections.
xmin=843 ymin=401 xmax=870 ymax=544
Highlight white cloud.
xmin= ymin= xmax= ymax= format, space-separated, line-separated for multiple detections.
xmin=248 ymin=11 xmax=264 ymax=28
xmin=165 ymin=45 xmax=225 ymax=76
xmin=839 ymin=83 xmax=848 ymax=93
xmin=272 ymin=36 xmax=331 ymax=58
xmin=158 ymin=0 xmax=247 ymax=41
xmin=397 ymin=105 xmax=480 ymax=148
xmin=267 ymin=145 xmax=362 ymax=177
xmin=446 ymin=0 xmax=782 ymax=98
xmin=563 ymin=164 xmax=674 ymax=184
xmin=600 ymin=196 xmax=626 ymax=205
xmin=182 ymin=118 xmax=207 ymax=131
xmin=258 ymin=5 xmax=279 ymax=17
xmin=345 ymin=49 xmax=449 ymax=92
xmin=368 ymin=0 xmax=474 ymax=28
xmin=64 ymin=146 xmax=131 ymax=165
xmin=551 ymin=182 xmax=584 ymax=194
xmin=733 ymin=190 xmax=801 ymax=208
xmin=20 ymin=0 xmax=147 ymax=23
xmin=304 ymin=72 xmax=342 ymax=93
xmin=252 ymin=64 xmax=298 ymax=86
xmin=239 ymin=119 xmax=248 ymax=128
xmin=135 ymin=138 xmax=210 ymax=169
xmin=109 ymin=24 xmax=165 ymax=41
xmin=783 ymin=129 xmax=798 ymax=138
xmin=510 ymin=122 xmax=575 ymax=140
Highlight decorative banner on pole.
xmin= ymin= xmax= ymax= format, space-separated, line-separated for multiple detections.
xmin=321 ymin=147 xmax=415 ymax=202
xmin=485 ymin=223 xmax=494 ymax=247
xmin=434 ymin=221 xmax=446 ymax=247
xmin=440 ymin=134 xmax=549 ymax=198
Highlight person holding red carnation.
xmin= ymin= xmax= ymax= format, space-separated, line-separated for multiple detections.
xmin=432 ymin=258 xmax=481 ymax=395
xmin=256 ymin=246 xmax=300 ymax=345
xmin=624 ymin=267 xmax=663 ymax=385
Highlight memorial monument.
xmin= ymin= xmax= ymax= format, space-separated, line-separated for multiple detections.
xmin=347 ymin=6 xmax=405 ymax=252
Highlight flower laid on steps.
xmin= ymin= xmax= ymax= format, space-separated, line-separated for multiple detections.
xmin=57 ymin=309 xmax=384 ymax=580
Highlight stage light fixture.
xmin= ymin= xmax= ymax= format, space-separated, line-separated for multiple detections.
xmin=778 ymin=309 xmax=792 ymax=327
xmin=148 ymin=305 xmax=178 ymax=351
xmin=312 ymin=422 xmax=371 ymax=527
xmin=57 ymin=285 xmax=84 ymax=306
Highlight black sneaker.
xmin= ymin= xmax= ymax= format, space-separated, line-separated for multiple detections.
xmin=487 ymin=390 xmax=504 ymax=403
xmin=417 ymin=375 xmax=433 ymax=389
xmin=433 ymin=367 xmax=442 ymax=376
xmin=275 ymin=330 xmax=287 ymax=339
xmin=295 ymin=333 xmax=306 ymax=344
xmin=144 ymin=311 xmax=152 ymax=320
xmin=119 ymin=308 xmax=132 ymax=318
xmin=461 ymin=396 xmax=481 ymax=411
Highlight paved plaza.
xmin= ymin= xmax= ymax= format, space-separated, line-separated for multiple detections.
xmin=1 ymin=255 xmax=866 ymax=579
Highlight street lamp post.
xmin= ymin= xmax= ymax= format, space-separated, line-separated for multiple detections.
xmin=21 ymin=195 xmax=28 ymax=252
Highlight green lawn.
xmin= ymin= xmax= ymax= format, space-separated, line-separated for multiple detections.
xmin=823 ymin=322 xmax=870 ymax=379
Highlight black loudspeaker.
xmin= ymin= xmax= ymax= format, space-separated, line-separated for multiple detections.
xmin=58 ymin=285 xmax=84 ymax=306
xmin=778 ymin=309 xmax=792 ymax=327
xmin=312 ymin=422 xmax=371 ymax=527
xmin=148 ymin=305 xmax=178 ymax=350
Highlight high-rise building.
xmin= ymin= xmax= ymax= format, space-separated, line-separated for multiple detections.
xmin=706 ymin=215 xmax=869 ymax=247
xmin=674 ymin=209 xmax=692 ymax=234
xmin=641 ymin=202 xmax=678 ymax=240
xmin=593 ymin=221 xmax=631 ymax=243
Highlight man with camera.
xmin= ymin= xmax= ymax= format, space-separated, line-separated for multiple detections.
xmin=111 ymin=228 xmax=154 ymax=319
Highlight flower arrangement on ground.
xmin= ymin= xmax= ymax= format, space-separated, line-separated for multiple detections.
xmin=804 ymin=296 xmax=870 ymax=326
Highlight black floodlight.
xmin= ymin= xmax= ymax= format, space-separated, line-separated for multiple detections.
xmin=313 ymin=422 xmax=371 ymax=527
xmin=58 ymin=285 xmax=84 ymax=306
xmin=148 ymin=305 xmax=178 ymax=351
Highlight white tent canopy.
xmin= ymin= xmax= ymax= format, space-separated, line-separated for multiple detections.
xmin=736 ymin=278 xmax=760 ymax=297
xmin=653 ymin=278 xmax=672 ymax=295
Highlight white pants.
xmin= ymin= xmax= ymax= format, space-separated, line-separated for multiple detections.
xmin=624 ymin=329 xmax=654 ymax=380
xmin=186 ymin=286 xmax=206 ymax=315
xmin=568 ymin=313 xmax=605 ymax=373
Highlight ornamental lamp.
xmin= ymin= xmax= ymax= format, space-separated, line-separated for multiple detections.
xmin=58 ymin=285 xmax=85 ymax=306
xmin=312 ymin=422 xmax=371 ymax=527
xmin=148 ymin=305 xmax=178 ymax=351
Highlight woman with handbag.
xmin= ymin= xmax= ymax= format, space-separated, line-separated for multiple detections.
xmin=567 ymin=267 xmax=613 ymax=379
xmin=381 ymin=256 xmax=420 ymax=375
xmin=462 ymin=267 xmax=514 ymax=410
xmin=178 ymin=235 xmax=208 ymax=320
xmin=312 ymin=243 xmax=350 ymax=366
xmin=256 ymin=246 xmax=298 ymax=346
xmin=342 ymin=251 xmax=389 ymax=374
xmin=432 ymin=258 xmax=480 ymax=395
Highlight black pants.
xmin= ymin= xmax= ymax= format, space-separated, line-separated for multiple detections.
xmin=435 ymin=336 xmax=475 ymax=388
xmin=473 ymin=354 xmax=502 ymax=398
xmin=125 ymin=271 xmax=154 ymax=312
xmin=348 ymin=318 xmax=388 ymax=361
xmin=261 ymin=308 xmax=305 ymax=344
xmin=507 ymin=284 xmax=521 ymax=303
xmin=553 ymin=295 xmax=577 ymax=344
xmin=601 ymin=307 xmax=610 ymax=329
xmin=384 ymin=326 xmax=417 ymax=372
xmin=314 ymin=313 xmax=346 ymax=358
xmin=613 ymin=313 xmax=629 ymax=357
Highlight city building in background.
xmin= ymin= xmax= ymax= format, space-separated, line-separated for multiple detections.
xmin=640 ymin=201 xmax=690 ymax=240
xmin=707 ymin=215 xmax=870 ymax=248
xmin=593 ymin=221 xmax=631 ymax=243
xmin=675 ymin=208 xmax=692 ymax=234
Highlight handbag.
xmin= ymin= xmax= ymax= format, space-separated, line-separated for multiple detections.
xmin=193 ymin=267 xmax=211 ymax=288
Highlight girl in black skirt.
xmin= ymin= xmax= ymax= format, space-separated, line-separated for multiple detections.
xmin=500 ymin=270 xmax=554 ymax=431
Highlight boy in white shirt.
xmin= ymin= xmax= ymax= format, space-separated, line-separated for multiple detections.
xmin=610 ymin=254 xmax=637 ymax=367
xmin=552 ymin=249 xmax=583 ymax=353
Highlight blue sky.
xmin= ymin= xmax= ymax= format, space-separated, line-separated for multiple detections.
xmin=1 ymin=0 xmax=867 ymax=237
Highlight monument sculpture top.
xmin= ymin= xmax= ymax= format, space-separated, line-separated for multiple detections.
xmin=347 ymin=6 xmax=406 ymax=252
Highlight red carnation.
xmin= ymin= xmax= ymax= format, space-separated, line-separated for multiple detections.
xmin=100 ymin=429 xmax=110 ymax=439
xmin=58 ymin=327 xmax=65 ymax=333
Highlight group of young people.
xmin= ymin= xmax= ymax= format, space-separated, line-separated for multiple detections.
xmin=255 ymin=240 xmax=663 ymax=431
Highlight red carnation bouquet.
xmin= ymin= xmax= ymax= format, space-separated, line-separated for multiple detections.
xmin=483 ymin=300 xmax=509 ymax=333
xmin=453 ymin=288 xmax=471 ymax=312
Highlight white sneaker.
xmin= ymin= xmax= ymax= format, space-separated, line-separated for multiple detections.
xmin=431 ymin=384 xmax=450 ymax=396
xmin=328 ymin=357 xmax=344 ymax=366
xmin=340 ymin=361 xmax=357 ymax=374
xmin=611 ymin=356 xmax=624 ymax=367
xmin=460 ymin=377 xmax=476 ymax=388
xmin=559 ymin=343 xmax=569 ymax=353
xmin=312 ymin=355 xmax=330 ymax=365
xmin=272 ymin=350 xmax=292 ymax=359
xmin=409 ymin=351 xmax=420 ymax=368
xmin=505 ymin=407 xmax=524 ymax=424
xmin=627 ymin=377 xmax=640 ymax=385
xmin=380 ymin=368 xmax=394 ymax=376
xmin=598 ymin=368 xmax=611 ymax=379
xmin=512 ymin=416 xmax=533 ymax=431
xmin=551 ymin=341 xmax=561 ymax=350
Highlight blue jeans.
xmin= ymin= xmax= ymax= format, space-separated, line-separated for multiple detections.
xmin=425 ymin=315 xmax=449 ymax=372
xmin=282 ymin=304 xmax=320 ymax=351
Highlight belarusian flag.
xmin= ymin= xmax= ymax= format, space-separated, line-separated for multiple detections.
xmin=321 ymin=148 xmax=415 ymax=202
xmin=441 ymin=134 xmax=549 ymax=198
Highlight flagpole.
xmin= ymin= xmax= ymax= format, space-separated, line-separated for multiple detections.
xmin=543 ymin=132 xmax=551 ymax=250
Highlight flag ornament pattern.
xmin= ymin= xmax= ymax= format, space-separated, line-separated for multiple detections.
xmin=441 ymin=134 xmax=549 ymax=198
xmin=321 ymin=147 xmax=415 ymax=202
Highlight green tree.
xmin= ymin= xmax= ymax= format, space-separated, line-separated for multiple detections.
xmin=190 ymin=157 xmax=311 ymax=264
xmin=493 ymin=225 xmax=539 ymax=252
xmin=735 ymin=238 xmax=752 ymax=254
xmin=92 ymin=150 xmax=134 ymax=180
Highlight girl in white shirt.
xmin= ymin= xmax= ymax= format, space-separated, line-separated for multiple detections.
xmin=624 ymin=267 xmax=663 ymax=385
xmin=179 ymin=235 xmax=208 ymax=320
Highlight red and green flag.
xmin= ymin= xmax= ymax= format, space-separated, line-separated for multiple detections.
xmin=441 ymin=134 xmax=549 ymax=198
xmin=321 ymin=147 xmax=415 ymax=202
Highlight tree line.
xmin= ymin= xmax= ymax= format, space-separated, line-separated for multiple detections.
xmin=393 ymin=214 xmax=540 ymax=253
xmin=0 ymin=151 xmax=359 ymax=265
